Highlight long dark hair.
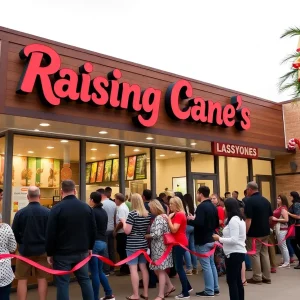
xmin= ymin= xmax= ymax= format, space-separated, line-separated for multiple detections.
xmin=224 ymin=198 xmax=244 ymax=225
xmin=183 ymin=194 xmax=195 ymax=215
xmin=278 ymin=194 xmax=289 ymax=208
xmin=290 ymin=191 xmax=300 ymax=203
xmin=174 ymin=192 xmax=188 ymax=215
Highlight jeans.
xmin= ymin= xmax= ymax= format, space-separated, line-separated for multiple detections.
xmin=196 ymin=243 xmax=219 ymax=296
xmin=116 ymin=233 xmax=130 ymax=274
xmin=103 ymin=230 xmax=115 ymax=273
xmin=276 ymin=230 xmax=290 ymax=264
xmin=291 ymin=227 xmax=300 ymax=261
xmin=53 ymin=252 xmax=94 ymax=300
xmin=244 ymin=254 xmax=251 ymax=269
xmin=225 ymin=253 xmax=244 ymax=300
xmin=174 ymin=246 xmax=192 ymax=297
xmin=287 ymin=238 xmax=295 ymax=257
xmin=0 ymin=283 xmax=11 ymax=300
xmin=89 ymin=240 xmax=113 ymax=300
xmin=184 ymin=225 xmax=197 ymax=270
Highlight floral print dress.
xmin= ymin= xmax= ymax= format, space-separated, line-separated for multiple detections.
xmin=149 ymin=215 xmax=173 ymax=270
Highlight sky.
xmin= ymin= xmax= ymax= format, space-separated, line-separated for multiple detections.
xmin=1 ymin=0 xmax=299 ymax=102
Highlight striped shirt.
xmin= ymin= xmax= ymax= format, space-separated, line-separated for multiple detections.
xmin=126 ymin=210 xmax=151 ymax=251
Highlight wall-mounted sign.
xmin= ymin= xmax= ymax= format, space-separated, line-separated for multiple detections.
xmin=16 ymin=43 xmax=251 ymax=131
xmin=212 ymin=142 xmax=258 ymax=159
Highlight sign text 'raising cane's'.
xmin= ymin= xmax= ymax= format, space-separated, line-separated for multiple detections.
xmin=16 ymin=44 xmax=251 ymax=130
xmin=212 ymin=142 xmax=258 ymax=159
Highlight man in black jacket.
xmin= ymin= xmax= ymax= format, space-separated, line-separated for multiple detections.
xmin=46 ymin=180 xmax=97 ymax=300
xmin=188 ymin=186 xmax=219 ymax=297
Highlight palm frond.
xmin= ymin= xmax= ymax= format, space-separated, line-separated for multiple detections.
xmin=281 ymin=52 xmax=300 ymax=64
xmin=278 ymin=69 xmax=298 ymax=87
xmin=281 ymin=27 xmax=300 ymax=38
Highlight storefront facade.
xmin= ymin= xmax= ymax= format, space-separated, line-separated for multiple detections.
xmin=0 ymin=26 xmax=288 ymax=225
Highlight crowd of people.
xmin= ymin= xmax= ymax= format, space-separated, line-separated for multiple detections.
xmin=0 ymin=180 xmax=300 ymax=300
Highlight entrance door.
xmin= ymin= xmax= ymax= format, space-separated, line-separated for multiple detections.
xmin=191 ymin=173 xmax=219 ymax=204
xmin=256 ymin=175 xmax=275 ymax=207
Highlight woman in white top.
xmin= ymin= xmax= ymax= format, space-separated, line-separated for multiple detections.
xmin=0 ymin=213 xmax=17 ymax=300
xmin=213 ymin=198 xmax=246 ymax=300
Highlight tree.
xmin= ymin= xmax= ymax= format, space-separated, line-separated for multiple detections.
xmin=279 ymin=27 xmax=300 ymax=99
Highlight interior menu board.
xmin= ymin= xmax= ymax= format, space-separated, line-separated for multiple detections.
xmin=86 ymin=163 xmax=92 ymax=184
xmin=111 ymin=159 xmax=119 ymax=182
xmin=90 ymin=162 xmax=98 ymax=184
xmin=135 ymin=154 xmax=147 ymax=180
xmin=104 ymin=160 xmax=113 ymax=182
xmin=126 ymin=156 xmax=136 ymax=180
xmin=96 ymin=161 xmax=104 ymax=183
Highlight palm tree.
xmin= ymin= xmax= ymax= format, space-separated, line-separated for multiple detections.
xmin=279 ymin=27 xmax=300 ymax=99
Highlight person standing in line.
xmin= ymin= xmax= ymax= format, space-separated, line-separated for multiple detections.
xmin=241 ymin=190 xmax=251 ymax=272
xmin=89 ymin=192 xmax=115 ymax=300
xmin=97 ymin=188 xmax=117 ymax=276
xmin=244 ymin=181 xmax=273 ymax=284
xmin=157 ymin=193 xmax=169 ymax=215
xmin=120 ymin=193 xmax=151 ymax=300
xmin=225 ymin=192 xmax=231 ymax=199
xmin=183 ymin=193 xmax=198 ymax=276
xmin=271 ymin=195 xmax=290 ymax=268
xmin=12 ymin=186 xmax=50 ymax=300
xmin=287 ymin=191 xmax=300 ymax=269
xmin=114 ymin=193 xmax=130 ymax=276
xmin=0 ymin=213 xmax=17 ymax=300
xmin=146 ymin=200 xmax=175 ymax=300
xmin=211 ymin=194 xmax=226 ymax=277
xmin=46 ymin=180 xmax=96 ymax=300
xmin=213 ymin=198 xmax=246 ymax=300
xmin=188 ymin=186 xmax=219 ymax=298
xmin=164 ymin=196 xmax=192 ymax=300
xmin=232 ymin=191 xmax=245 ymax=212
xmin=0 ymin=188 xmax=3 ymax=214
xmin=105 ymin=187 xmax=114 ymax=202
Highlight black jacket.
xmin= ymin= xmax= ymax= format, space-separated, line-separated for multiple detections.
xmin=12 ymin=202 xmax=50 ymax=256
xmin=188 ymin=199 xmax=219 ymax=246
xmin=46 ymin=195 xmax=97 ymax=256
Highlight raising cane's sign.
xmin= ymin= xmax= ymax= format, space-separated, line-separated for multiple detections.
xmin=212 ymin=142 xmax=258 ymax=159
xmin=16 ymin=44 xmax=251 ymax=130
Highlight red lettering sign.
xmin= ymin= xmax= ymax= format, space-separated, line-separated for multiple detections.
xmin=16 ymin=44 xmax=251 ymax=131
xmin=211 ymin=142 xmax=258 ymax=158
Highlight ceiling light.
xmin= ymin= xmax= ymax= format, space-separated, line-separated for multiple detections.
xmin=109 ymin=154 xmax=117 ymax=157
xmin=91 ymin=148 xmax=97 ymax=151
xmin=133 ymin=149 xmax=140 ymax=152
xmin=39 ymin=123 xmax=50 ymax=127
xmin=47 ymin=146 xmax=54 ymax=149
xmin=91 ymin=157 xmax=96 ymax=160
xmin=28 ymin=151 xmax=34 ymax=154
xmin=175 ymin=151 xmax=182 ymax=154
xmin=146 ymin=137 xmax=154 ymax=140
xmin=60 ymin=140 xmax=68 ymax=143
xmin=160 ymin=154 xmax=165 ymax=157
xmin=99 ymin=131 xmax=108 ymax=134
xmin=109 ymin=144 xmax=117 ymax=147
xmin=191 ymin=142 xmax=197 ymax=146
xmin=34 ymin=129 xmax=40 ymax=132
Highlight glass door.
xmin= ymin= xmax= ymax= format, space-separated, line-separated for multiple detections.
xmin=256 ymin=175 xmax=276 ymax=207
xmin=191 ymin=173 xmax=219 ymax=204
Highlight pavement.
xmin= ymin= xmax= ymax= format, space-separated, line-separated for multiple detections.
xmin=10 ymin=265 xmax=300 ymax=300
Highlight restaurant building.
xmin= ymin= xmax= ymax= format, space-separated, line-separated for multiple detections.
xmin=0 ymin=26 xmax=293 ymax=228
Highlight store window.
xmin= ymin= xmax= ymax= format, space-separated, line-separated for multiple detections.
xmin=86 ymin=142 xmax=119 ymax=200
xmin=125 ymin=146 xmax=150 ymax=197
xmin=191 ymin=153 xmax=214 ymax=173
xmin=219 ymin=156 xmax=248 ymax=199
xmin=12 ymin=135 xmax=79 ymax=219
xmin=253 ymin=159 xmax=272 ymax=176
xmin=156 ymin=149 xmax=186 ymax=196
xmin=0 ymin=137 xmax=5 ymax=189
xmin=253 ymin=159 xmax=272 ymax=201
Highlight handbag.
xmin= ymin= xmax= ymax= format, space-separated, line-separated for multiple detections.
xmin=163 ymin=232 xmax=176 ymax=245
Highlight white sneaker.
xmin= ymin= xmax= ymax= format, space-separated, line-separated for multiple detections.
xmin=279 ymin=263 xmax=290 ymax=268
xmin=175 ymin=294 xmax=190 ymax=299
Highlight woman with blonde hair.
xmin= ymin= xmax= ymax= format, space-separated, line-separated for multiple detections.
xmin=120 ymin=193 xmax=151 ymax=300
xmin=163 ymin=197 xmax=192 ymax=299
xmin=145 ymin=200 xmax=175 ymax=300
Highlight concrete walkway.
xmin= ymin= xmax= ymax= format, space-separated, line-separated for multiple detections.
xmin=10 ymin=267 xmax=300 ymax=300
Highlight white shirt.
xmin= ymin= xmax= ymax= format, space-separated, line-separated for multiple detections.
xmin=116 ymin=203 xmax=129 ymax=233
xmin=0 ymin=223 xmax=17 ymax=287
xmin=219 ymin=216 xmax=246 ymax=256
xmin=102 ymin=198 xmax=117 ymax=231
